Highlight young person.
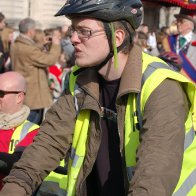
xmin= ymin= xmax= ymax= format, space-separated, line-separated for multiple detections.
xmin=1 ymin=1 xmax=195 ymax=196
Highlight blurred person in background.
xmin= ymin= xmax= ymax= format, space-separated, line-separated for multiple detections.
xmin=48 ymin=49 xmax=67 ymax=102
xmin=137 ymin=23 xmax=159 ymax=56
xmin=61 ymin=23 xmax=75 ymax=67
xmin=33 ymin=29 xmax=48 ymax=51
xmin=134 ymin=31 xmax=149 ymax=52
xmin=147 ymin=31 xmax=159 ymax=56
xmin=33 ymin=27 xmax=67 ymax=101
xmin=134 ymin=30 xmax=159 ymax=56
xmin=0 ymin=12 xmax=6 ymax=73
xmin=162 ymin=7 xmax=196 ymax=82
xmin=156 ymin=30 xmax=168 ymax=54
xmin=160 ymin=26 xmax=170 ymax=36
xmin=169 ymin=21 xmax=178 ymax=35
xmin=0 ymin=26 xmax=14 ymax=71
xmin=0 ymin=71 xmax=39 ymax=190
xmin=11 ymin=18 xmax=61 ymax=125
xmin=137 ymin=23 xmax=149 ymax=34
xmin=43 ymin=28 xmax=55 ymax=51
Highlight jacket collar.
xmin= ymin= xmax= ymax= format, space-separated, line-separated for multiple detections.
xmin=15 ymin=34 xmax=35 ymax=45
xmin=76 ymin=44 xmax=143 ymax=101
xmin=118 ymin=44 xmax=142 ymax=98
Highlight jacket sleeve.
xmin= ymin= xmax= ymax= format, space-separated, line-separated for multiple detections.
xmin=128 ymin=79 xmax=189 ymax=196
xmin=29 ymin=44 xmax=61 ymax=68
xmin=1 ymin=91 xmax=76 ymax=196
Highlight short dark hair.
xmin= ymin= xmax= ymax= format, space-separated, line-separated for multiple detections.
xmin=0 ymin=12 xmax=5 ymax=22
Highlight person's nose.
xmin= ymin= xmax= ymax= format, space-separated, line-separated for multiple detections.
xmin=71 ymin=31 xmax=81 ymax=45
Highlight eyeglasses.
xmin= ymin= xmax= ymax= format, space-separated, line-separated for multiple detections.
xmin=70 ymin=27 xmax=105 ymax=39
xmin=0 ymin=90 xmax=25 ymax=98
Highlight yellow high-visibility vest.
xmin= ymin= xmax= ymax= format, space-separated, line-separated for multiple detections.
xmin=125 ymin=53 xmax=196 ymax=196
xmin=8 ymin=120 xmax=39 ymax=154
xmin=42 ymin=53 xmax=196 ymax=196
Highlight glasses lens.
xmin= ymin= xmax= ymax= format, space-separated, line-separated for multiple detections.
xmin=70 ymin=27 xmax=104 ymax=40
xmin=78 ymin=29 xmax=91 ymax=38
xmin=70 ymin=28 xmax=91 ymax=39
xmin=0 ymin=90 xmax=23 ymax=98
xmin=0 ymin=90 xmax=5 ymax=98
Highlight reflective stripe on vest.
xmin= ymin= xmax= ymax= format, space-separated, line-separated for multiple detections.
xmin=36 ymin=181 xmax=67 ymax=196
xmin=66 ymin=110 xmax=90 ymax=196
xmin=172 ymin=169 xmax=196 ymax=196
xmin=8 ymin=120 xmax=39 ymax=154
xmin=39 ymin=159 xmax=68 ymax=195
xmin=184 ymin=127 xmax=195 ymax=151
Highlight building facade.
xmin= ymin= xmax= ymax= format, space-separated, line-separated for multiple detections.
xmin=0 ymin=0 xmax=180 ymax=30
xmin=0 ymin=0 xmax=71 ymax=29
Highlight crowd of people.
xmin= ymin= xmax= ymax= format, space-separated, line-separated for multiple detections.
xmin=0 ymin=16 xmax=75 ymax=125
xmin=0 ymin=12 xmax=75 ymax=195
xmin=0 ymin=0 xmax=196 ymax=195
xmin=134 ymin=8 xmax=196 ymax=82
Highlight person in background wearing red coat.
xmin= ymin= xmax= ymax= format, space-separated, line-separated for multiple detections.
xmin=0 ymin=71 xmax=39 ymax=190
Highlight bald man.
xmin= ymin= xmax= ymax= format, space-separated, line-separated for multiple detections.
xmin=0 ymin=71 xmax=39 ymax=190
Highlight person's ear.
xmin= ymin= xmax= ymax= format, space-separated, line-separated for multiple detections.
xmin=115 ymin=29 xmax=125 ymax=47
xmin=16 ymin=92 xmax=24 ymax=104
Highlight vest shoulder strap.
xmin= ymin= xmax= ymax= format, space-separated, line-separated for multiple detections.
xmin=9 ymin=120 xmax=39 ymax=154
xmin=140 ymin=53 xmax=195 ymax=115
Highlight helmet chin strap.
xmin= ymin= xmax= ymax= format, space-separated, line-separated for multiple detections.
xmin=73 ymin=22 xmax=129 ymax=76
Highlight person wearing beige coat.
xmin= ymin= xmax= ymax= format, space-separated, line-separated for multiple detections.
xmin=11 ymin=18 xmax=61 ymax=124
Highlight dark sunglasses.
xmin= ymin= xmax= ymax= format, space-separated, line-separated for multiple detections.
xmin=0 ymin=90 xmax=25 ymax=98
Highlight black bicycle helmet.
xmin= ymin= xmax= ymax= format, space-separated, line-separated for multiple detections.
xmin=55 ymin=0 xmax=143 ymax=30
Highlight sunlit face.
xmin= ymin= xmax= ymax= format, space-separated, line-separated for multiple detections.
xmin=0 ymin=18 xmax=5 ymax=30
xmin=177 ymin=18 xmax=194 ymax=35
xmin=0 ymin=80 xmax=21 ymax=114
xmin=70 ymin=18 xmax=110 ymax=68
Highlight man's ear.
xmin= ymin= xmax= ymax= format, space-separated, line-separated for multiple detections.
xmin=17 ymin=92 xmax=24 ymax=104
xmin=28 ymin=28 xmax=35 ymax=38
xmin=115 ymin=29 xmax=126 ymax=47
